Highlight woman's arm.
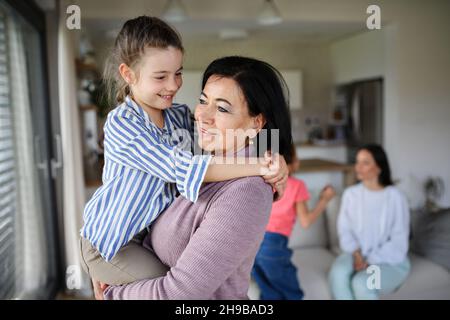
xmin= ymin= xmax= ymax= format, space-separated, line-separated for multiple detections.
xmin=367 ymin=191 xmax=410 ymax=264
xmin=337 ymin=190 xmax=360 ymax=254
xmin=102 ymin=178 xmax=272 ymax=300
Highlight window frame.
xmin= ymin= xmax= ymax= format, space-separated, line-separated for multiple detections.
xmin=3 ymin=0 xmax=62 ymax=300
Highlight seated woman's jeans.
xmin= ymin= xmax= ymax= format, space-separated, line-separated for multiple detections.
xmin=328 ymin=253 xmax=411 ymax=300
xmin=251 ymin=232 xmax=304 ymax=300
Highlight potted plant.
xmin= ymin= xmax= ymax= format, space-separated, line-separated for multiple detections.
xmin=423 ymin=176 xmax=445 ymax=213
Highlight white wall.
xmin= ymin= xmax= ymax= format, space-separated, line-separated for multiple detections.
xmin=155 ymin=39 xmax=331 ymax=114
xmin=385 ymin=1 xmax=450 ymax=209
xmin=182 ymin=39 xmax=333 ymax=143
xmin=330 ymin=0 xmax=450 ymax=209
xmin=331 ymin=29 xmax=384 ymax=84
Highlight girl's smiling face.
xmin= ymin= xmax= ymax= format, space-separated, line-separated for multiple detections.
xmin=120 ymin=46 xmax=183 ymax=110
xmin=194 ymin=75 xmax=265 ymax=154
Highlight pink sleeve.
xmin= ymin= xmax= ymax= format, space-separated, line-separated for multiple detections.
xmin=294 ymin=179 xmax=310 ymax=203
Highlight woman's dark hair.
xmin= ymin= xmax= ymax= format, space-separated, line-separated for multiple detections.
xmin=358 ymin=144 xmax=394 ymax=186
xmin=104 ymin=16 xmax=184 ymax=104
xmin=201 ymin=56 xmax=294 ymax=163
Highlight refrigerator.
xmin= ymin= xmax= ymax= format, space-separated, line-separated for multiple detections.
xmin=334 ymin=78 xmax=384 ymax=164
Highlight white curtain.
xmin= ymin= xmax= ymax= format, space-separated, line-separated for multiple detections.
xmin=57 ymin=0 xmax=91 ymax=295
xmin=7 ymin=9 xmax=48 ymax=298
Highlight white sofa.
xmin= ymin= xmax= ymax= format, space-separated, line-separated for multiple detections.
xmin=249 ymin=192 xmax=450 ymax=300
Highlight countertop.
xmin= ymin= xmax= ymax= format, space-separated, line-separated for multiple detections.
xmin=295 ymin=158 xmax=356 ymax=186
xmin=295 ymin=141 xmax=348 ymax=148
xmin=296 ymin=158 xmax=353 ymax=173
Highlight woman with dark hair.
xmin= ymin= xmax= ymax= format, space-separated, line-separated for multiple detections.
xmin=94 ymin=56 xmax=294 ymax=299
xmin=328 ymin=144 xmax=411 ymax=300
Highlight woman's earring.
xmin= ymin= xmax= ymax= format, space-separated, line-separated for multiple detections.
xmin=248 ymin=137 xmax=254 ymax=145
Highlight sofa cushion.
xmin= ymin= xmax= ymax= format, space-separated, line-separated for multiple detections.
xmin=250 ymin=249 xmax=450 ymax=300
xmin=381 ymin=253 xmax=450 ymax=299
xmin=247 ymin=278 xmax=261 ymax=300
xmin=288 ymin=214 xmax=328 ymax=249
xmin=291 ymin=248 xmax=336 ymax=300
xmin=292 ymin=251 xmax=450 ymax=300
xmin=382 ymin=285 xmax=450 ymax=300
xmin=249 ymin=247 xmax=336 ymax=300
xmin=410 ymin=208 xmax=450 ymax=271
xmin=288 ymin=190 xmax=328 ymax=249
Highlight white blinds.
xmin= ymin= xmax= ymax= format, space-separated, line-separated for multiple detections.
xmin=0 ymin=9 xmax=17 ymax=300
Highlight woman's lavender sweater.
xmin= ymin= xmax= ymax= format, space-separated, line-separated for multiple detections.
xmin=104 ymin=175 xmax=273 ymax=299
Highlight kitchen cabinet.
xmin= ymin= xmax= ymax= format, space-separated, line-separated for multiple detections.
xmin=293 ymin=144 xmax=352 ymax=194
xmin=280 ymin=70 xmax=302 ymax=110
xmin=296 ymin=143 xmax=347 ymax=162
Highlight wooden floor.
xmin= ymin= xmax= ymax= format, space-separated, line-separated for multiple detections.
xmin=55 ymin=290 xmax=94 ymax=300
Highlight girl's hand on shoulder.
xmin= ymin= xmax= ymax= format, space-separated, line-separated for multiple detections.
xmin=263 ymin=152 xmax=288 ymax=200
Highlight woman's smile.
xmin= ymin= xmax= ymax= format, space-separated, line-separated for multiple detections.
xmin=200 ymin=127 xmax=216 ymax=136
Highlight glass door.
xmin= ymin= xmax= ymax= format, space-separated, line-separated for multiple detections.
xmin=0 ymin=0 xmax=60 ymax=299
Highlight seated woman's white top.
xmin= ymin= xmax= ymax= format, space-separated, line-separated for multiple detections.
xmin=337 ymin=183 xmax=410 ymax=265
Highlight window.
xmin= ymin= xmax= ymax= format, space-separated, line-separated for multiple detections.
xmin=0 ymin=9 xmax=16 ymax=299
xmin=0 ymin=1 xmax=59 ymax=299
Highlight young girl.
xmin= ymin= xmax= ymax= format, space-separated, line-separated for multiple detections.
xmin=79 ymin=16 xmax=287 ymax=286
xmin=252 ymin=146 xmax=336 ymax=300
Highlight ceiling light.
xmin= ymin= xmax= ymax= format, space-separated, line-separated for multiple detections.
xmin=258 ymin=0 xmax=283 ymax=26
xmin=161 ymin=0 xmax=188 ymax=23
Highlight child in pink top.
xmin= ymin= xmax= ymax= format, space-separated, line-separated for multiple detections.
xmin=252 ymin=147 xmax=336 ymax=300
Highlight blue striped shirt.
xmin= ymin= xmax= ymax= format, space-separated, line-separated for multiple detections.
xmin=80 ymin=96 xmax=212 ymax=261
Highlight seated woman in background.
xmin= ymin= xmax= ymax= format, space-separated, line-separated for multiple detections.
xmin=328 ymin=144 xmax=411 ymax=300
